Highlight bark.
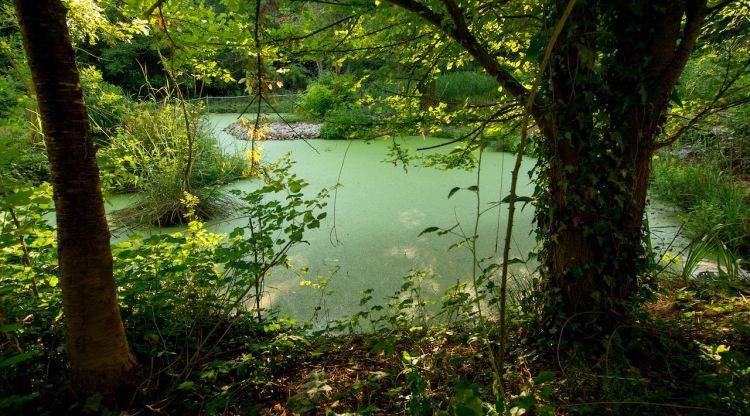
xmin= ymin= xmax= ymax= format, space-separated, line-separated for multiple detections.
xmin=540 ymin=0 xmax=708 ymax=321
xmin=13 ymin=0 xmax=138 ymax=398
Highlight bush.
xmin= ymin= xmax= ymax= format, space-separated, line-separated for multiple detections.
xmin=319 ymin=107 xmax=376 ymax=140
xmin=80 ymin=66 xmax=133 ymax=140
xmin=298 ymin=83 xmax=335 ymax=117
xmin=297 ymin=72 xmax=360 ymax=118
xmin=0 ymin=75 xmax=24 ymax=117
xmin=0 ymin=117 xmax=49 ymax=185
xmin=99 ymin=100 xmax=245 ymax=226
xmin=0 ymin=165 xmax=328 ymax=414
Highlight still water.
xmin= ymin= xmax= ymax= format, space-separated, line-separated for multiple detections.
xmin=107 ymin=114 xmax=686 ymax=323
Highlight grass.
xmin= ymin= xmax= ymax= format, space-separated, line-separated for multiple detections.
xmin=651 ymin=156 xmax=750 ymax=256
xmin=435 ymin=71 xmax=501 ymax=105
xmin=102 ymin=102 xmax=246 ymax=227
xmin=198 ymin=94 xmax=299 ymax=114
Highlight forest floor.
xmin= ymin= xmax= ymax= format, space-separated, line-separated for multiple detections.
xmin=234 ymin=276 xmax=750 ymax=415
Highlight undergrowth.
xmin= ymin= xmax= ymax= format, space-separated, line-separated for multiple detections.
xmin=2 ymin=166 xmax=750 ymax=414
xmin=651 ymin=156 xmax=750 ymax=256
xmin=100 ymin=100 xmax=246 ymax=227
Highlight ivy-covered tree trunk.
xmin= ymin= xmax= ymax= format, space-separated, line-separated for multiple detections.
xmin=536 ymin=0 xmax=708 ymax=322
xmin=13 ymin=0 xmax=138 ymax=397
xmin=389 ymin=0 xmax=712 ymax=328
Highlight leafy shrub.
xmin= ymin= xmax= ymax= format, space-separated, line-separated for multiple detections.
xmin=99 ymin=100 xmax=245 ymax=226
xmin=0 ymin=120 xmax=49 ymax=185
xmin=0 ymin=75 xmax=24 ymax=117
xmin=0 ymin=163 xmax=328 ymax=414
xmin=319 ymin=107 xmax=375 ymax=140
xmin=80 ymin=66 xmax=132 ymax=139
xmin=0 ymin=182 xmax=66 ymax=414
xmin=297 ymin=72 xmax=359 ymax=118
xmin=298 ymin=83 xmax=335 ymax=117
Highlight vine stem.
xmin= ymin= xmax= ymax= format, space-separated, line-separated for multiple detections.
xmin=497 ymin=0 xmax=576 ymax=399
xmin=467 ymin=149 xmax=503 ymax=402
xmin=9 ymin=207 xmax=38 ymax=298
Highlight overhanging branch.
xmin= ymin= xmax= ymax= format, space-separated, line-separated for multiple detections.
xmin=386 ymin=0 xmax=530 ymax=102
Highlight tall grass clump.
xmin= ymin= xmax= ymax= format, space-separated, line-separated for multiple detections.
xmin=100 ymin=100 xmax=245 ymax=227
xmin=435 ymin=71 xmax=501 ymax=105
xmin=651 ymin=156 xmax=750 ymax=255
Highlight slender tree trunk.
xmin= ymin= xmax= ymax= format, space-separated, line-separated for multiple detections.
xmin=13 ymin=0 xmax=138 ymax=397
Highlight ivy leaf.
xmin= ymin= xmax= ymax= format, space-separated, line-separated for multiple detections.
xmin=501 ymin=195 xmax=533 ymax=203
xmin=176 ymin=381 xmax=195 ymax=390
xmin=0 ymin=351 xmax=39 ymax=368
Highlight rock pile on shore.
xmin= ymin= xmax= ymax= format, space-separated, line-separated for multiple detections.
xmin=223 ymin=121 xmax=321 ymax=141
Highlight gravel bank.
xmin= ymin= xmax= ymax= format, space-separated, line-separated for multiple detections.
xmin=223 ymin=121 xmax=321 ymax=141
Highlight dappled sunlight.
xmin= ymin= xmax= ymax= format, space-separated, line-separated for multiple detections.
xmin=398 ymin=208 xmax=426 ymax=230
xmin=386 ymin=245 xmax=418 ymax=259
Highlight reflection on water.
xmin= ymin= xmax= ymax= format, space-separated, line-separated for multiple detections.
xmin=105 ymin=113 xmax=688 ymax=323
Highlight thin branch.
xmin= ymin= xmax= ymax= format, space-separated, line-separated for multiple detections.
xmin=416 ymin=103 xmax=521 ymax=151
xmin=143 ymin=0 xmax=167 ymax=18
xmin=498 ymin=0 xmax=577 ymax=400
xmin=267 ymin=14 xmax=359 ymax=45
xmin=656 ymin=52 xmax=750 ymax=148
xmin=390 ymin=0 xmax=529 ymax=101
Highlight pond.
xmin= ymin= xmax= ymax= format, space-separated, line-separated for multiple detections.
xmin=108 ymin=113 xmax=688 ymax=324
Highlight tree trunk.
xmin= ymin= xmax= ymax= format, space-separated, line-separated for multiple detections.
xmin=13 ymin=0 xmax=138 ymax=398
xmin=536 ymin=0 xmax=708 ymax=325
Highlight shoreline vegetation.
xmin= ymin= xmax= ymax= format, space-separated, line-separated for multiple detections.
xmin=2 ymin=1 xmax=750 ymax=413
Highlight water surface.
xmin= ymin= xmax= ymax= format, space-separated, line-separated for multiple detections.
xmin=108 ymin=114 xmax=687 ymax=323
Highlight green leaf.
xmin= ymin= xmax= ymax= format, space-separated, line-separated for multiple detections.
xmin=506 ymin=257 xmax=525 ymax=266
xmin=501 ymin=195 xmax=533 ymax=203
xmin=0 ymin=323 xmax=22 ymax=333
xmin=534 ymin=370 xmax=556 ymax=385
xmin=176 ymin=381 xmax=195 ymax=390
xmin=419 ymin=226 xmax=439 ymax=237
xmin=450 ymin=381 xmax=483 ymax=416
xmin=0 ymin=351 xmax=38 ymax=368
xmin=448 ymin=187 xmax=461 ymax=198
